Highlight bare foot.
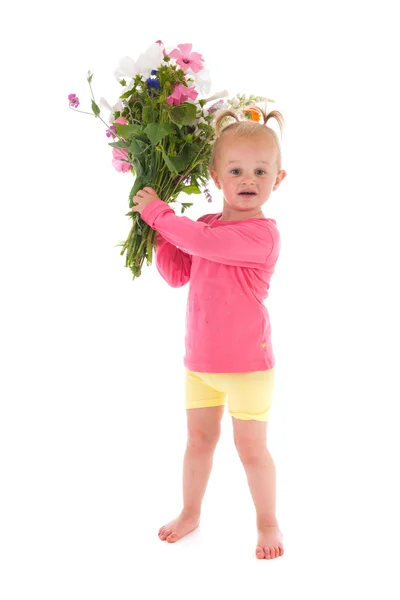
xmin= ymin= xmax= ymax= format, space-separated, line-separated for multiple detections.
xmin=158 ymin=512 xmax=200 ymax=543
xmin=256 ymin=525 xmax=284 ymax=559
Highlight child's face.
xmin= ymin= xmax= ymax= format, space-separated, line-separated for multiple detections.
xmin=210 ymin=132 xmax=285 ymax=218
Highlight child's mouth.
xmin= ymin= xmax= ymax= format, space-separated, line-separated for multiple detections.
xmin=239 ymin=192 xmax=256 ymax=196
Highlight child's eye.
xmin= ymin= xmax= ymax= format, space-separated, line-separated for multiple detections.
xmin=230 ymin=169 xmax=266 ymax=175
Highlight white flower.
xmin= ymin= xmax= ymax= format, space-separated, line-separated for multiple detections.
xmin=193 ymin=115 xmax=211 ymax=137
xmin=204 ymin=89 xmax=229 ymax=104
xmin=229 ymin=96 xmax=241 ymax=108
xmin=135 ymin=42 xmax=164 ymax=79
xmin=113 ymin=42 xmax=164 ymax=82
xmin=99 ymin=97 xmax=124 ymax=124
xmin=187 ymin=66 xmax=212 ymax=95
xmin=114 ymin=56 xmax=137 ymax=80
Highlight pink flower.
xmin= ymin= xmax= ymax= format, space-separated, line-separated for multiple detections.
xmin=166 ymin=83 xmax=198 ymax=106
xmin=68 ymin=93 xmax=79 ymax=108
xmin=112 ymin=148 xmax=131 ymax=173
xmin=113 ymin=117 xmax=129 ymax=141
xmin=168 ymin=43 xmax=204 ymax=73
xmin=114 ymin=117 xmax=128 ymax=125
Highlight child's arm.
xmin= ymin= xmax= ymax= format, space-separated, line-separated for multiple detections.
xmin=143 ymin=200 xmax=279 ymax=267
xmin=154 ymin=231 xmax=192 ymax=287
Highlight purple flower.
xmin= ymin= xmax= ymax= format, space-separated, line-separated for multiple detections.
xmin=146 ymin=77 xmax=161 ymax=89
xmin=151 ymin=69 xmax=158 ymax=75
xmin=106 ymin=125 xmax=117 ymax=138
xmin=204 ymin=186 xmax=212 ymax=203
xmin=68 ymin=93 xmax=79 ymax=108
xmin=208 ymin=99 xmax=225 ymax=113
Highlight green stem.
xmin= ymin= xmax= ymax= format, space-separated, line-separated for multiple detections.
xmin=116 ymin=112 xmax=211 ymax=277
xmin=88 ymin=79 xmax=96 ymax=103
xmin=69 ymin=106 xmax=96 ymax=117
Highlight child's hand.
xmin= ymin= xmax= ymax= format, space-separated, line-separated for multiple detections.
xmin=131 ymin=187 xmax=161 ymax=215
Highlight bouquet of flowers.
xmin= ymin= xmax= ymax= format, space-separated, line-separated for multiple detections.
xmin=68 ymin=40 xmax=274 ymax=279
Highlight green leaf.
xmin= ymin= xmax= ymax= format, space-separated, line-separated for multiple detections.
xmin=161 ymin=144 xmax=194 ymax=174
xmin=182 ymin=102 xmax=198 ymax=124
xmin=144 ymin=123 xmax=176 ymax=145
xmin=128 ymin=176 xmax=151 ymax=208
xmin=91 ymin=100 xmax=100 ymax=116
xmin=108 ymin=141 xmax=130 ymax=150
xmin=168 ymin=105 xmax=186 ymax=125
xmin=160 ymin=148 xmax=185 ymax=173
xmin=181 ymin=202 xmax=193 ymax=213
xmin=120 ymin=87 xmax=136 ymax=99
xmin=181 ymin=185 xmax=201 ymax=194
xmin=169 ymin=102 xmax=198 ymax=126
xmin=129 ymin=138 xmax=148 ymax=156
xmin=185 ymin=142 xmax=202 ymax=162
xmin=160 ymin=148 xmax=178 ymax=172
xmin=142 ymin=105 xmax=152 ymax=122
xmin=132 ymin=158 xmax=144 ymax=178
xmin=115 ymin=123 xmax=144 ymax=139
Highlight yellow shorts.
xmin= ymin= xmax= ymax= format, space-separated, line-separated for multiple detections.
xmin=184 ymin=368 xmax=275 ymax=422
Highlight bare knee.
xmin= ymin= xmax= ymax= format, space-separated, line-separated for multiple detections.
xmin=235 ymin=439 xmax=266 ymax=466
xmin=186 ymin=406 xmax=223 ymax=453
xmin=187 ymin=426 xmax=220 ymax=453
xmin=233 ymin=420 xmax=268 ymax=466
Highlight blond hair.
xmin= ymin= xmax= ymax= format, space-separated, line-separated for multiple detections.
xmin=209 ymin=106 xmax=285 ymax=173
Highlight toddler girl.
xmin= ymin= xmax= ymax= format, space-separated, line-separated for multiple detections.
xmin=132 ymin=105 xmax=287 ymax=560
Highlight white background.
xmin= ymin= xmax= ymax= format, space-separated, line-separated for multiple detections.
xmin=1 ymin=1 xmax=399 ymax=598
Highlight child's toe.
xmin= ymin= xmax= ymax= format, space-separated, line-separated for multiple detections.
xmin=256 ymin=545 xmax=264 ymax=559
xmin=160 ymin=529 xmax=171 ymax=540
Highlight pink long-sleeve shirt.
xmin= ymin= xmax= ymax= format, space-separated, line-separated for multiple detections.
xmin=141 ymin=198 xmax=281 ymax=373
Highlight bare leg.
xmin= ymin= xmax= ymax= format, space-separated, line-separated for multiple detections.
xmin=232 ymin=418 xmax=284 ymax=559
xmin=159 ymin=405 xmax=224 ymax=543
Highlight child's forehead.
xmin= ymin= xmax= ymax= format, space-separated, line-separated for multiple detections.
xmin=218 ymin=132 xmax=276 ymax=159
xmin=220 ymin=128 xmax=274 ymax=147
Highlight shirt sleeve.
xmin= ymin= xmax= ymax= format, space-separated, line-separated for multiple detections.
xmin=154 ymin=233 xmax=192 ymax=288
xmin=142 ymin=199 xmax=277 ymax=266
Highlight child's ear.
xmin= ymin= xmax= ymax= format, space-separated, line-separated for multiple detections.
xmin=210 ymin=170 xmax=221 ymax=189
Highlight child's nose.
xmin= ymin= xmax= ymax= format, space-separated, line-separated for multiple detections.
xmin=242 ymin=173 xmax=256 ymax=184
